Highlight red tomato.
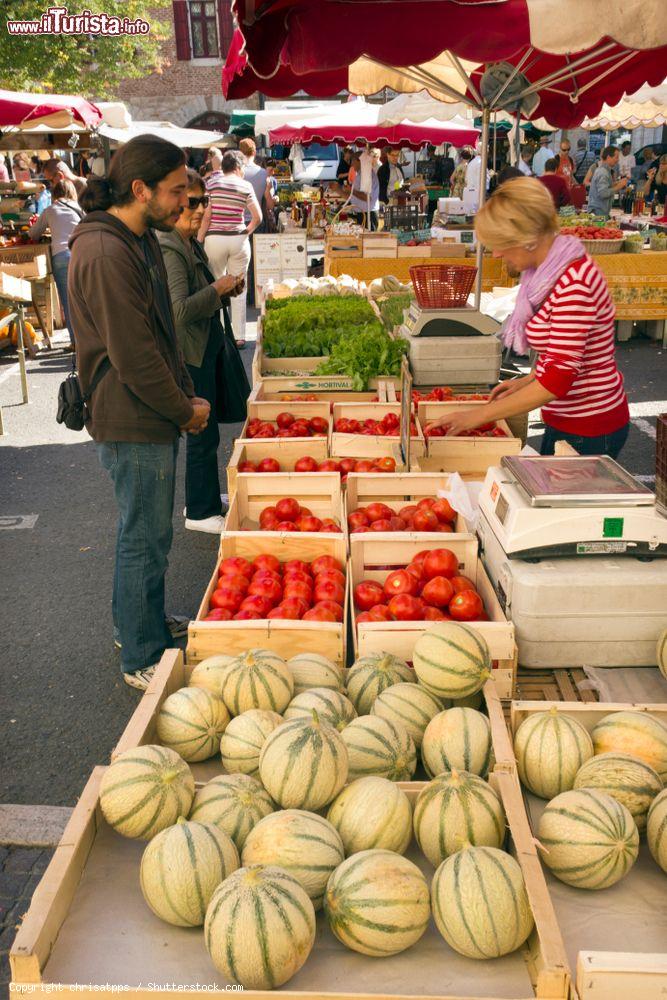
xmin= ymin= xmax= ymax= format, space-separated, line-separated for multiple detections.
xmin=450 ymin=574 xmax=477 ymax=595
xmin=277 ymin=597 xmax=309 ymax=619
xmin=353 ymin=460 xmax=375 ymax=472
xmin=308 ymin=416 xmax=329 ymax=435
xmin=373 ymin=457 xmax=396 ymax=472
xmin=423 ymin=548 xmax=459 ymax=580
xmin=246 ymin=418 xmax=262 ymax=436
xmin=356 ymin=611 xmax=373 ymax=623
xmin=368 ymin=604 xmax=394 ymax=621
xmin=259 ymin=506 xmax=278 ymax=528
xmin=275 ymin=497 xmax=300 ymax=522
xmin=219 ymin=556 xmax=253 ymax=579
xmin=314 ymin=578 xmax=345 ymax=605
xmin=238 ymin=461 xmax=258 ymax=473
xmin=233 ymin=610 xmax=262 ymax=620
xmin=276 ymin=412 xmax=295 ymax=429
xmin=437 ymin=523 xmax=454 ymax=534
xmin=297 ymin=515 xmax=323 ymax=532
xmin=220 ymin=574 xmax=249 ymax=595
xmin=290 ymin=421 xmax=310 ymax=437
xmin=417 ymin=498 xmax=437 ymax=511
xmin=339 ymin=458 xmax=357 ymax=475
xmin=283 ymin=580 xmax=313 ymax=605
xmin=424 ymin=607 xmax=449 ymax=621
xmin=303 ymin=607 xmax=337 ymax=622
xmin=239 ymin=594 xmax=273 ymax=617
xmin=318 ymin=460 xmax=341 ymax=473
xmin=381 ymin=412 xmax=400 ymax=430
xmin=312 ymin=555 xmax=343 ymax=576
xmin=348 ymin=510 xmax=370 ymax=530
xmin=449 ymin=589 xmax=484 ymax=621
xmin=313 ymin=600 xmax=344 ymax=622
xmin=389 ymin=516 xmax=406 ymax=532
xmin=294 ymin=456 xmax=319 ymax=472
xmin=432 ymin=498 xmax=457 ymax=525
xmin=254 ymin=423 xmax=276 ymax=438
xmin=210 ymin=588 xmax=243 ymax=613
xmin=421 ymin=575 xmax=455 ymax=608
xmin=383 ymin=569 xmax=419 ymax=599
xmin=284 ymin=560 xmax=311 ymax=576
xmin=354 ymin=580 xmax=385 ymax=611
xmin=315 ymin=569 xmax=345 ymax=588
xmin=283 ymin=569 xmax=312 ymax=585
xmin=412 ymin=550 xmax=431 ymax=566
xmin=413 ymin=509 xmax=439 ymax=532
xmin=364 ymin=502 xmax=393 ymax=523
xmin=204 ymin=608 xmax=233 ymax=621
xmin=405 ymin=561 xmax=424 ymax=584
xmin=399 ymin=504 xmax=418 ymax=521
xmin=248 ymin=577 xmax=283 ymax=605
xmin=257 ymin=457 xmax=280 ymax=473
xmin=369 ymin=518 xmax=393 ymax=532
xmin=320 ymin=520 xmax=343 ymax=533
xmin=275 ymin=520 xmax=298 ymax=531
xmin=387 ymin=594 xmax=425 ymax=621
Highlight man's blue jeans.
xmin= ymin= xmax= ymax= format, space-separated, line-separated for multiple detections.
xmin=96 ymin=440 xmax=178 ymax=673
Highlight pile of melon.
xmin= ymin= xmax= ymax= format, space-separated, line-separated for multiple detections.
xmin=513 ymin=706 xmax=667 ymax=890
xmin=97 ymin=623 xmax=543 ymax=988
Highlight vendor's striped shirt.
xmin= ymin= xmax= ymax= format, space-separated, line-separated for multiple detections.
xmin=527 ymin=255 xmax=629 ymax=436
xmin=205 ymin=170 xmax=256 ymax=235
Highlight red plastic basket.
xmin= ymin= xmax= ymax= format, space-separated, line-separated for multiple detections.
xmin=657 ymin=413 xmax=667 ymax=514
xmin=409 ymin=264 xmax=478 ymax=309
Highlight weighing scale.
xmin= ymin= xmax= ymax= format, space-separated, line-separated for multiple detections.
xmin=399 ymin=301 xmax=499 ymax=338
xmin=476 ymin=456 xmax=667 ymax=668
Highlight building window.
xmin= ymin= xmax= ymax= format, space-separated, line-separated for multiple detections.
xmin=189 ymin=1 xmax=219 ymax=59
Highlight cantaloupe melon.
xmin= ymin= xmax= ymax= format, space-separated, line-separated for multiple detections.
xmin=156 ymin=687 xmax=230 ymax=762
xmin=422 ymin=708 xmax=493 ymax=779
xmin=413 ymin=770 xmax=506 ymax=867
xmin=413 ymin=621 xmax=491 ymax=699
xmin=287 ymin=653 xmax=344 ymax=695
xmin=647 ymin=788 xmax=667 ymax=874
xmin=431 ymin=846 xmax=534 ymax=959
xmin=189 ymin=773 xmax=275 ymax=851
xmin=514 ymin=708 xmax=594 ymax=799
xmin=188 ymin=655 xmax=235 ymax=696
xmin=327 ymin=776 xmax=412 ymax=855
xmin=592 ymin=711 xmax=667 ymax=783
xmin=241 ymin=809 xmax=344 ymax=910
xmin=538 ymin=788 xmax=639 ymax=889
xmin=140 ymin=818 xmax=239 ymax=926
xmin=284 ymin=687 xmax=357 ymax=731
xmin=259 ymin=714 xmax=348 ymax=810
xmin=371 ymin=682 xmax=443 ymax=748
xmin=341 ymin=715 xmax=417 ymax=782
xmin=221 ymin=648 xmax=294 ymax=716
xmin=219 ymin=709 xmax=283 ymax=776
xmin=657 ymin=629 xmax=667 ymax=683
xmin=100 ymin=745 xmax=194 ymax=840
xmin=346 ymin=653 xmax=414 ymax=715
xmin=324 ymin=849 xmax=430 ymax=957
xmin=205 ymin=865 xmax=316 ymax=990
xmin=574 ymin=752 xmax=663 ymax=831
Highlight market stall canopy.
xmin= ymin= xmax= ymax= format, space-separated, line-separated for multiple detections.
xmin=581 ymin=100 xmax=667 ymax=130
xmin=379 ymin=92 xmax=474 ymax=125
xmin=98 ymin=121 xmax=230 ymax=150
xmin=222 ymin=29 xmax=346 ymax=100
xmin=0 ymin=89 xmax=102 ymax=129
xmin=255 ymin=100 xmax=356 ymax=135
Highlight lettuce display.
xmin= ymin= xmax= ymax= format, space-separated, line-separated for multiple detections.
xmin=315 ymin=327 xmax=408 ymax=391
xmin=263 ymin=295 xmax=382 ymax=358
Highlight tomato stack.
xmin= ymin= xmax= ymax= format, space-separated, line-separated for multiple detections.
xmin=256 ymin=497 xmax=342 ymax=533
xmin=334 ymin=411 xmax=419 ymax=438
xmin=245 ymin=412 xmax=329 ymax=439
xmin=348 ymin=495 xmax=457 ymax=534
xmin=238 ymin=455 xmax=397 ymax=480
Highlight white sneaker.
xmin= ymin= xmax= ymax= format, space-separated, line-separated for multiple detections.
xmin=185 ymin=514 xmax=226 ymax=534
xmin=123 ymin=665 xmax=157 ymax=691
xmin=183 ymin=498 xmax=229 ymax=518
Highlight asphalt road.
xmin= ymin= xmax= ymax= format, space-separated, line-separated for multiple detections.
xmin=0 ymin=326 xmax=664 ymax=807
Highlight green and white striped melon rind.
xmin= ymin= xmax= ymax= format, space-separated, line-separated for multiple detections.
xmin=413 ymin=621 xmax=491 ymax=700
xmin=341 ymin=715 xmax=417 ymax=782
xmin=413 ymin=770 xmax=506 ymax=868
xmin=431 ymin=846 xmax=534 ymax=959
xmin=189 ymin=773 xmax=275 ymax=851
xmin=537 ymin=788 xmax=639 ymax=890
xmin=346 ymin=653 xmax=414 ymax=715
xmin=327 ymin=776 xmax=413 ymax=855
xmin=287 ymin=653 xmax=344 ymax=695
xmin=205 ymin=865 xmax=316 ymax=990
xmin=657 ymin=629 xmax=667 ymax=682
xmin=324 ymin=849 xmax=430 ymax=957
xmin=100 ymin=745 xmax=195 ymax=840
xmin=188 ymin=655 xmax=235 ymax=697
xmin=259 ymin=715 xmax=349 ymax=810
xmin=140 ymin=819 xmax=239 ymax=926
xmin=422 ymin=707 xmax=494 ymax=779
xmin=156 ymin=687 xmax=230 ymax=762
xmin=647 ymin=787 xmax=667 ymax=873
xmin=573 ymin=751 xmax=663 ymax=832
xmin=514 ymin=709 xmax=594 ymax=800
xmin=371 ymin=682 xmax=444 ymax=748
xmin=220 ymin=648 xmax=294 ymax=716
xmin=284 ymin=687 xmax=357 ymax=731
xmin=592 ymin=711 xmax=667 ymax=783
xmin=241 ymin=809 xmax=344 ymax=910
xmin=219 ymin=709 xmax=283 ymax=777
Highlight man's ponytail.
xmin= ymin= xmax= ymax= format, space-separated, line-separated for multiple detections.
xmin=80 ymin=177 xmax=114 ymax=213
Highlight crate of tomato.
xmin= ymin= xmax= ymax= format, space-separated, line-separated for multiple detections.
xmin=416 ymin=401 xmax=521 ymax=476
xmin=349 ymin=536 xmax=516 ymax=699
xmin=331 ymin=402 xmax=426 ymax=458
xmin=226 ymin=438 xmax=330 ymax=498
xmin=241 ymin=401 xmax=331 ymax=446
xmin=224 ymin=472 xmax=344 ymax=538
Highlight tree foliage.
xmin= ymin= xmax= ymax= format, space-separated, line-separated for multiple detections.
xmin=0 ymin=1 xmax=172 ymax=98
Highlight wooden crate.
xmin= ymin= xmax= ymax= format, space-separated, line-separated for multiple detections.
xmin=331 ymin=402 xmax=426 ymax=458
xmin=225 ymin=471 xmax=344 ymax=536
xmin=248 ymin=382 xmax=388 ymax=404
xmin=514 ymin=668 xmax=598 ymax=705
xmin=398 ymin=243 xmax=432 ymax=258
xmin=240 ymin=400 xmax=332 ymax=447
xmin=188 ymin=533 xmax=348 ymax=668
xmin=0 ymin=257 xmax=48 ymax=279
xmin=9 ymin=764 xmax=571 ymax=999
xmin=431 ymin=241 xmax=468 ymax=257
xmin=325 ymin=234 xmax=363 ymax=257
xmin=344 ymin=471 xmax=475 ymax=545
xmin=349 ymin=536 xmax=517 ymax=699
xmin=0 ymin=270 xmax=31 ymax=301
xmin=414 ymin=402 xmax=521 ymax=477
xmin=227 ymin=438 xmax=329 ymax=498
xmin=255 ymin=354 xmax=402 ymax=394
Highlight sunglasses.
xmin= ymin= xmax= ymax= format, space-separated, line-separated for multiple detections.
xmin=187 ymin=195 xmax=209 ymax=209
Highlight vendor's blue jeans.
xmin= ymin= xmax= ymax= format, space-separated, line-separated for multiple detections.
xmin=540 ymin=423 xmax=629 ymax=459
xmin=96 ymin=440 xmax=178 ymax=673
xmin=51 ymin=250 xmax=74 ymax=346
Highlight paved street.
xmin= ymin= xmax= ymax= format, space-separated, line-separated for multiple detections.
xmin=0 ymin=327 xmax=664 ymax=810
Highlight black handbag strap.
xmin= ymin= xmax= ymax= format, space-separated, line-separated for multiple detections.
xmin=81 ymin=357 xmax=111 ymax=402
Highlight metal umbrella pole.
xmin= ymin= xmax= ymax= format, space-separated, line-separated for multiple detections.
xmin=474 ymin=105 xmax=490 ymax=310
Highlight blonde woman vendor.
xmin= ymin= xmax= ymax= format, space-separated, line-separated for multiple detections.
xmin=427 ymin=178 xmax=629 ymax=458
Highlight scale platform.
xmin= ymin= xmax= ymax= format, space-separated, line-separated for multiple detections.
xmin=399 ymin=302 xmax=499 ymax=338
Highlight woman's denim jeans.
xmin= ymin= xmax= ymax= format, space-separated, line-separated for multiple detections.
xmin=51 ymin=250 xmax=74 ymax=346
xmin=540 ymin=423 xmax=630 ymax=459
xmin=96 ymin=440 xmax=178 ymax=673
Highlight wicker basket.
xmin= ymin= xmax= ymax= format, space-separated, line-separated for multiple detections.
xmin=580 ymin=237 xmax=624 ymax=255
xmin=409 ymin=264 xmax=477 ymax=309
xmin=657 ymin=414 xmax=667 ymax=516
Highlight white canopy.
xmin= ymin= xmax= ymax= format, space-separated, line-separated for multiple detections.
xmin=98 ymin=121 xmax=229 ymax=149
xmin=254 ymin=99 xmax=358 ymax=136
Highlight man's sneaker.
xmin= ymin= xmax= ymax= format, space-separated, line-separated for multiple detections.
xmin=123 ymin=665 xmax=157 ymax=691
xmin=185 ymin=514 xmax=226 ymax=534
xmin=114 ymin=616 xmax=190 ymax=650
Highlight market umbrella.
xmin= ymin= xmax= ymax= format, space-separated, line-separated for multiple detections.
xmin=98 ymin=121 xmax=231 ymax=150
xmin=0 ymin=89 xmax=102 ymax=129
xmin=222 ymin=28 xmax=346 ymax=99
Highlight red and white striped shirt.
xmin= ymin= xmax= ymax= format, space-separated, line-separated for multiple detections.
xmin=205 ymin=171 xmax=257 ymax=235
xmin=526 ymin=255 xmax=629 ymax=436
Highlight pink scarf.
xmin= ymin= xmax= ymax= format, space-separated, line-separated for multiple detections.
xmin=501 ymin=235 xmax=586 ymax=354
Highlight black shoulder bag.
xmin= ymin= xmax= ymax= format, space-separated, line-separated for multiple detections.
xmin=56 ymin=357 xmax=111 ymax=431
xmin=215 ymin=302 xmax=251 ymax=423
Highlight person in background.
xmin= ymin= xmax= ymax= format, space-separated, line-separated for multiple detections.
xmin=29 ymin=178 xmax=83 ymax=350
xmin=450 ymin=148 xmax=472 ymax=199
xmin=573 ymin=138 xmax=596 ymax=184
xmin=198 ymin=149 xmax=262 ymax=349
xmin=539 ymin=158 xmax=572 ymax=209
xmin=643 ymin=154 xmax=667 ymax=205
xmin=494 ymin=165 xmax=523 ymax=188
xmin=350 ymin=148 xmax=380 ymax=229
xmin=239 ymin=138 xmax=268 ymax=309
xmin=555 ymin=138 xmax=575 ymax=187
xmin=12 ymin=152 xmax=32 ymax=178
xmin=426 ymin=178 xmax=629 ymax=459
xmin=588 ymin=146 xmax=628 ymax=216
xmin=30 ymin=156 xmax=42 ymax=178
xmin=532 ymin=135 xmax=555 ymax=177
xmin=336 ymin=147 xmax=354 ymax=185
xmin=463 ymin=142 xmax=490 ymax=213
xmin=69 ymin=136 xmax=211 ymax=691
xmin=518 ymin=147 xmax=533 ymax=176
xmin=43 ymin=158 xmax=87 ymax=200
xmin=158 ymin=169 xmax=244 ymax=533
xmin=641 ymin=147 xmax=658 ymax=178
xmin=618 ymin=141 xmax=636 ymax=180
xmin=0 ymin=155 xmax=9 ymax=183
xmin=378 ymin=147 xmax=405 ymax=204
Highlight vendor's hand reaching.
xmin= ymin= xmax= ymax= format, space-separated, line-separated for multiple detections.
xmin=426 ymin=407 xmax=487 ymax=438
xmin=181 ymin=397 xmax=210 ymax=435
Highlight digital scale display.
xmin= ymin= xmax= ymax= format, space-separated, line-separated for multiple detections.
xmin=495 ymin=491 xmax=509 ymax=526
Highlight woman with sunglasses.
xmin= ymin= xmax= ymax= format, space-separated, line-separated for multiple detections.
xmin=157 ymin=169 xmax=244 ymax=533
